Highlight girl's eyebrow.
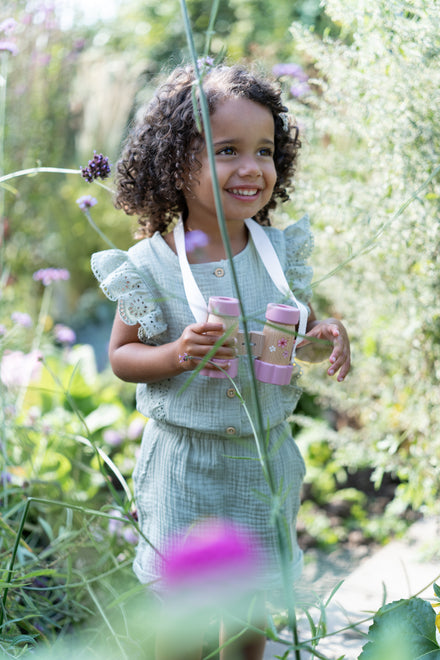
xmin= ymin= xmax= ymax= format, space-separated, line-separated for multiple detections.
xmin=213 ymin=137 xmax=275 ymax=147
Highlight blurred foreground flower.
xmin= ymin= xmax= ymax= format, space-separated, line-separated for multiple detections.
xmin=163 ymin=519 xmax=260 ymax=590
xmin=33 ymin=268 xmax=70 ymax=286
xmin=1 ymin=350 xmax=42 ymax=388
xmin=81 ymin=151 xmax=111 ymax=182
xmin=157 ymin=520 xmax=265 ymax=658
xmin=185 ymin=229 xmax=209 ymax=254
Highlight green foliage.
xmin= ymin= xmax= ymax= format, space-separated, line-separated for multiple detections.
xmin=359 ymin=595 xmax=440 ymax=660
xmin=282 ymin=0 xmax=440 ymax=514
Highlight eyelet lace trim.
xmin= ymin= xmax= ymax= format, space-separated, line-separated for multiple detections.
xmin=91 ymin=249 xmax=167 ymax=341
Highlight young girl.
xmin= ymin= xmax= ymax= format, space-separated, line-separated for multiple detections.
xmin=91 ymin=62 xmax=350 ymax=659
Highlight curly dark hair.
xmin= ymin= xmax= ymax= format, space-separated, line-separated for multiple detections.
xmin=114 ymin=63 xmax=301 ymax=237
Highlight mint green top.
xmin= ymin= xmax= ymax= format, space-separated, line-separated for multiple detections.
xmin=91 ymin=216 xmax=313 ymax=437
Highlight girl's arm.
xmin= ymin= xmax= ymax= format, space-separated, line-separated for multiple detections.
xmin=108 ymin=311 xmax=236 ymax=384
xmin=296 ymin=305 xmax=351 ymax=382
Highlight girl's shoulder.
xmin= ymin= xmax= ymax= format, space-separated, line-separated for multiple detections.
xmin=264 ymin=215 xmax=313 ymax=259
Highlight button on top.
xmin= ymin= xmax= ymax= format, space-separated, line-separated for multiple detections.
xmin=226 ymin=426 xmax=236 ymax=436
xmin=226 ymin=388 xmax=236 ymax=398
xmin=214 ymin=267 xmax=225 ymax=277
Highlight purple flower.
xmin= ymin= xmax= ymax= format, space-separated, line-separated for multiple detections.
xmin=33 ymin=268 xmax=70 ymax=286
xmin=272 ymin=62 xmax=309 ymax=82
xmin=0 ymin=18 xmax=18 ymax=36
xmin=290 ymin=82 xmax=311 ymax=98
xmin=76 ymin=195 xmax=97 ymax=211
xmin=185 ymin=229 xmax=209 ymax=254
xmin=108 ymin=511 xmax=124 ymax=536
xmin=0 ymin=41 xmax=18 ymax=56
xmin=11 ymin=311 xmax=32 ymax=328
xmin=162 ymin=520 xmax=261 ymax=589
xmin=103 ymin=429 xmax=124 ymax=447
xmin=127 ymin=417 xmax=144 ymax=440
xmin=0 ymin=324 xmax=7 ymax=336
xmin=1 ymin=350 xmax=42 ymax=388
xmin=54 ymin=324 xmax=76 ymax=345
xmin=123 ymin=527 xmax=139 ymax=544
xmin=197 ymin=56 xmax=215 ymax=70
xmin=80 ymin=151 xmax=111 ymax=183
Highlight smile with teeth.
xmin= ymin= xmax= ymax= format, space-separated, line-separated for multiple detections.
xmin=228 ymin=188 xmax=259 ymax=196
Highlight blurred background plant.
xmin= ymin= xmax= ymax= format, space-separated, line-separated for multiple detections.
xmin=1 ymin=0 xmax=440 ymax=657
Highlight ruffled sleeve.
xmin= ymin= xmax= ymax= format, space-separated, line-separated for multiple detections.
xmin=284 ymin=215 xmax=314 ymax=304
xmin=91 ymin=249 xmax=167 ymax=342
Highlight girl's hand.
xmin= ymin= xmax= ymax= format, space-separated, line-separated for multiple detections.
xmin=175 ymin=322 xmax=237 ymax=372
xmin=298 ymin=319 xmax=351 ymax=382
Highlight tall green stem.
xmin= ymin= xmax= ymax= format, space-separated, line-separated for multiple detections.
xmin=179 ymin=2 xmax=300 ymax=656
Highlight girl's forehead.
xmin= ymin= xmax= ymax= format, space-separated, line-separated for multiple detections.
xmin=209 ymin=96 xmax=274 ymax=132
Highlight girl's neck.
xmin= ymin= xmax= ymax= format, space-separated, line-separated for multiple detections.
xmin=184 ymin=219 xmax=248 ymax=262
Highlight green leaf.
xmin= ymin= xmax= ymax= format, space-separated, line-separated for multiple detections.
xmin=359 ymin=597 xmax=440 ymax=660
xmin=434 ymin=583 xmax=440 ymax=599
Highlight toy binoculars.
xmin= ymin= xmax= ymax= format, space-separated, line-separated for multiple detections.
xmin=200 ymin=296 xmax=300 ymax=385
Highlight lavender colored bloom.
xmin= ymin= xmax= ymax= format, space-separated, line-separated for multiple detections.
xmin=76 ymin=195 xmax=97 ymax=211
xmin=272 ymin=62 xmax=309 ymax=83
xmin=185 ymin=229 xmax=209 ymax=253
xmin=33 ymin=268 xmax=70 ymax=286
xmin=54 ymin=324 xmax=76 ymax=345
xmin=0 ymin=18 xmax=18 ymax=36
xmin=108 ymin=511 xmax=124 ymax=536
xmin=0 ymin=40 xmax=18 ymax=56
xmin=103 ymin=428 xmax=124 ymax=447
xmin=127 ymin=417 xmax=144 ymax=440
xmin=290 ymin=82 xmax=311 ymax=98
xmin=11 ymin=311 xmax=32 ymax=327
xmin=0 ymin=324 xmax=7 ymax=336
xmin=197 ymin=56 xmax=215 ymax=70
xmin=1 ymin=350 xmax=42 ymax=388
xmin=80 ymin=151 xmax=111 ymax=183
xmin=122 ymin=527 xmax=139 ymax=544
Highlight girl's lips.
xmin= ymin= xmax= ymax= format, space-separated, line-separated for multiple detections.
xmin=227 ymin=187 xmax=260 ymax=198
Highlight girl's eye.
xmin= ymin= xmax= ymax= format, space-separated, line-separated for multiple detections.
xmin=259 ymin=147 xmax=273 ymax=157
xmin=217 ymin=146 xmax=235 ymax=156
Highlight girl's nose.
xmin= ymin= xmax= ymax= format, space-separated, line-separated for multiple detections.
xmin=238 ymin=156 xmax=262 ymax=177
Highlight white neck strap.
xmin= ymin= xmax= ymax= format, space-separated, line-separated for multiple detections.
xmin=173 ymin=217 xmax=308 ymax=355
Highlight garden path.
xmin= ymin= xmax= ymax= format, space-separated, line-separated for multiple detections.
xmin=264 ymin=516 xmax=440 ymax=659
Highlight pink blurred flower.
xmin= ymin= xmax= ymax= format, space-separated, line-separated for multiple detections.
xmin=54 ymin=324 xmax=76 ymax=345
xmin=290 ymin=82 xmax=311 ymax=98
xmin=272 ymin=62 xmax=309 ymax=83
xmin=127 ymin=417 xmax=144 ymax=440
xmin=1 ymin=350 xmax=43 ymax=388
xmin=103 ymin=428 xmax=124 ymax=447
xmin=0 ymin=18 xmax=18 ymax=36
xmin=163 ymin=519 xmax=261 ymax=589
xmin=33 ymin=268 xmax=70 ymax=286
xmin=11 ymin=311 xmax=32 ymax=328
xmin=0 ymin=40 xmax=18 ymax=55
xmin=123 ymin=527 xmax=139 ymax=544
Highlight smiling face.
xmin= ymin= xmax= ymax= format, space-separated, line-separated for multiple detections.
xmin=184 ymin=96 xmax=277 ymax=232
